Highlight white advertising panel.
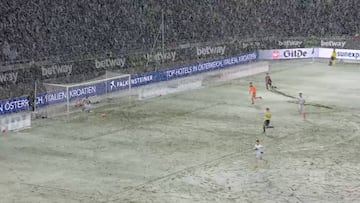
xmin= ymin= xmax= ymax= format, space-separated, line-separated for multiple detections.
xmin=259 ymin=48 xmax=318 ymax=60
xmin=0 ymin=112 xmax=31 ymax=132
xmin=318 ymin=48 xmax=360 ymax=61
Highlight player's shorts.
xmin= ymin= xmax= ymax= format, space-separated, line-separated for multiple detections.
xmin=298 ymin=105 xmax=304 ymax=113
xmin=82 ymin=103 xmax=92 ymax=112
xmin=264 ymin=120 xmax=270 ymax=127
xmin=330 ymin=56 xmax=335 ymax=60
xmin=256 ymin=151 xmax=262 ymax=159
xmin=251 ymin=92 xmax=256 ymax=98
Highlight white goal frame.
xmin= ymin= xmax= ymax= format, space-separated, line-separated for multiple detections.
xmin=41 ymin=72 xmax=131 ymax=118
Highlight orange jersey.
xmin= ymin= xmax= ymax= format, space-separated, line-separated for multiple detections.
xmin=249 ymin=85 xmax=256 ymax=94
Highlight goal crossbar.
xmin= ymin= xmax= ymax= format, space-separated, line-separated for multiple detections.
xmin=40 ymin=72 xmax=131 ymax=118
xmin=44 ymin=74 xmax=131 ymax=88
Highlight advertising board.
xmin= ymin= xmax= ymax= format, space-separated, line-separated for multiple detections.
xmin=0 ymin=112 xmax=31 ymax=131
xmin=318 ymin=48 xmax=360 ymax=61
xmin=259 ymin=48 xmax=317 ymax=60
xmin=0 ymin=52 xmax=258 ymax=115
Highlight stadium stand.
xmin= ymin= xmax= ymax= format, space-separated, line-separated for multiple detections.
xmin=1 ymin=0 xmax=359 ymax=63
xmin=0 ymin=0 xmax=359 ymax=99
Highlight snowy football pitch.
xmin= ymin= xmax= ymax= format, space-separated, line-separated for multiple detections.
xmin=1 ymin=60 xmax=359 ymax=202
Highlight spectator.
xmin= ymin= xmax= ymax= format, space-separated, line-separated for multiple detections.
xmin=1 ymin=0 xmax=358 ymax=64
xmin=0 ymin=1 xmax=359 ymax=100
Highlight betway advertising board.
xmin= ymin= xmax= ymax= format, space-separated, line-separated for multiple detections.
xmin=259 ymin=48 xmax=317 ymax=60
xmin=320 ymin=40 xmax=347 ymax=48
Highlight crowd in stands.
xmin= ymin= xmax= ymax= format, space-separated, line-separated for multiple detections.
xmin=1 ymin=0 xmax=359 ymax=64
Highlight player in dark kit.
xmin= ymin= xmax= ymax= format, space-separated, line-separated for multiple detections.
xmin=28 ymin=91 xmax=35 ymax=111
xmin=265 ymin=72 xmax=276 ymax=90
xmin=265 ymin=73 xmax=272 ymax=90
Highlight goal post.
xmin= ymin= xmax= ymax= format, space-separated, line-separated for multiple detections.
xmin=39 ymin=72 xmax=131 ymax=118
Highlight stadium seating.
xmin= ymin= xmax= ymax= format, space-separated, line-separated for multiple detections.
xmin=1 ymin=0 xmax=359 ymax=63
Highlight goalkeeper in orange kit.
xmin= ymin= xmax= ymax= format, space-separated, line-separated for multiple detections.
xmin=249 ymin=82 xmax=262 ymax=104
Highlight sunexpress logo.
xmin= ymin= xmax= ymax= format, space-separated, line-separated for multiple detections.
xmin=337 ymin=51 xmax=360 ymax=59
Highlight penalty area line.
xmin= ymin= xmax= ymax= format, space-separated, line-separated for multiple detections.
xmin=105 ymin=148 xmax=252 ymax=202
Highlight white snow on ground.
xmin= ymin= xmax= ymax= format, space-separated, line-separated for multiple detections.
xmin=0 ymin=60 xmax=360 ymax=203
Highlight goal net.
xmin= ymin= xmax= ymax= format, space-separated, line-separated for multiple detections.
xmin=39 ymin=71 xmax=131 ymax=118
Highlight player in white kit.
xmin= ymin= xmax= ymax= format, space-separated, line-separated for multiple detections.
xmin=297 ymin=92 xmax=306 ymax=119
xmin=82 ymin=96 xmax=92 ymax=112
xmin=254 ymin=139 xmax=264 ymax=160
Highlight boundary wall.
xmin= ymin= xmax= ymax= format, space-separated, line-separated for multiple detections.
xmin=0 ymin=52 xmax=258 ymax=116
xmin=3 ymin=47 xmax=360 ymax=115
xmin=259 ymin=48 xmax=360 ymax=61
xmin=2 ymin=46 xmax=360 ymax=131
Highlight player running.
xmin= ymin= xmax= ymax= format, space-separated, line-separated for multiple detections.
xmin=254 ymin=139 xmax=264 ymax=160
xmin=249 ymin=82 xmax=262 ymax=104
xmin=297 ymin=92 xmax=306 ymax=119
xmin=265 ymin=73 xmax=273 ymax=90
xmin=263 ymin=107 xmax=274 ymax=133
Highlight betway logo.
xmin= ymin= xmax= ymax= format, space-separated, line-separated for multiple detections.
xmin=42 ymin=64 xmax=73 ymax=77
xmin=144 ymin=51 xmax=176 ymax=62
xmin=321 ymin=40 xmax=346 ymax=48
xmin=196 ymin=46 xmax=226 ymax=56
xmin=0 ymin=71 xmax=18 ymax=84
xmin=95 ymin=58 xmax=126 ymax=69
xmin=278 ymin=40 xmax=303 ymax=47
